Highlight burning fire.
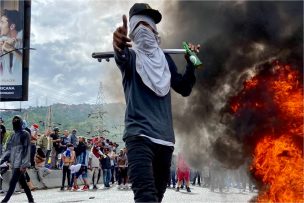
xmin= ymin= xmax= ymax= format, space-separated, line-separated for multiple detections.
xmin=229 ymin=62 xmax=303 ymax=202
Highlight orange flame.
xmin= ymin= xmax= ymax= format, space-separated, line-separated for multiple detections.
xmin=229 ymin=63 xmax=303 ymax=202
xmin=252 ymin=135 xmax=304 ymax=202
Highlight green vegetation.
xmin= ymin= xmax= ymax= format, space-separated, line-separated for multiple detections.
xmin=0 ymin=103 xmax=125 ymax=144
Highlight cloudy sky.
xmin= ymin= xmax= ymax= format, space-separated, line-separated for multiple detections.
xmin=2 ymin=0 xmax=169 ymax=109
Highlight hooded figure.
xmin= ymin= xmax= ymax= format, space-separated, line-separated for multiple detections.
xmin=0 ymin=115 xmax=34 ymax=203
xmin=1 ymin=116 xmax=31 ymax=168
xmin=112 ymin=3 xmax=199 ymax=202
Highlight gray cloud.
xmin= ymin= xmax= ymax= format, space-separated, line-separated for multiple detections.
xmin=1 ymin=0 xmax=167 ymax=110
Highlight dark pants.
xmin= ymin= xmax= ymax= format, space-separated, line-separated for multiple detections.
xmin=118 ymin=167 xmax=128 ymax=185
xmin=62 ymin=165 xmax=71 ymax=188
xmin=103 ymin=169 xmax=111 ymax=187
xmin=1 ymin=168 xmax=34 ymax=203
xmin=168 ymin=169 xmax=176 ymax=187
xmin=69 ymin=174 xmax=75 ymax=188
xmin=126 ymin=136 xmax=173 ymax=203
xmin=115 ymin=167 xmax=119 ymax=183
xmin=110 ymin=166 xmax=115 ymax=184
xmin=24 ymin=171 xmax=30 ymax=182
xmin=30 ymin=144 xmax=36 ymax=167
xmin=192 ymin=171 xmax=201 ymax=185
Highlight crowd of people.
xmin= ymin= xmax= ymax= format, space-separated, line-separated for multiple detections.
xmin=167 ymin=154 xmax=256 ymax=194
xmin=0 ymin=116 xmax=129 ymax=194
xmin=0 ymin=116 xmax=256 ymax=194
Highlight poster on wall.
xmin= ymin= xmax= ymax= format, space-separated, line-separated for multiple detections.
xmin=0 ymin=0 xmax=31 ymax=101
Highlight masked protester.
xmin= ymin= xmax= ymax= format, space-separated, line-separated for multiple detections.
xmin=112 ymin=3 xmax=199 ymax=202
xmin=0 ymin=116 xmax=34 ymax=203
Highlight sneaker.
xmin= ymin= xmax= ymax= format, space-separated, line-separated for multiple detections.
xmin=123 ymin=185 xmax=128 ymax=190
xmin=82 ymin=185 xmax=89 ymax=191
xmin=93 ymin=185 xmax=98 ymax=190
xmin=73 ymin=185 xmax=79 ymax=191
xmin=117 ymin=184 xmax=122 ymax=189
xmin=60 ymin=187 xmax=64 ymax=191
xmin=176 ymin=187 xmax=180 ymax=192
xmin=186 ymin=187 xmax=191 ymax=192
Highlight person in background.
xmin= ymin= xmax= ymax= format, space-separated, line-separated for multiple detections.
xmin=35 ymin=148 xmax=51 ymax=189
xmin=21 ymin=120 xmax=37 ymax=191
xmin=210 ymin=159 xmax=225 ymax=193
xmin=69 ymin=163 xmax=81 ymax=191
xmin=101 ymin=148 xmax=111 ymax=188
xmin=70 ymin=164 xmax=90 ymax=191
xmin=88 ymin=144 xmax=101 ymax=190
xmin=74 ymin=137 xmax=90 ymax=191
xmin=117 ymin=148 xmax=128 ymax=189
xmin=202 ymin=162 xmax=210 ymax=188
xmin=108 ymin=144 xmax=116 ymax=185
xmin=167 ymin=154 xmax=176 ymax=188
xmin=0 ymin=116 xmax=34 ymax=203
xmin=61 ymin=143 xmax=75 ymax=191
xmin=60 ymin=130 xmax=70 ymax=152
xmin=30 ymin=124 xmax=39 ymax=168
xmin=68 ymin=129 xmax=78 ymax=148
xmin=192 ymin=169 xmax=201 ymax=186
xmin=59 ymin=130 xmax=70 ymax=168
xmin=176 ymin=153 xmax=191 ymax=192
xmin=22 ymin=120 xmax=31 ymax=135
xmin=44 ymin=129 xmax=52 ymax=166
xmin=37 ymin=130 xmax=48 ymax=157
xmin=50 ymin=127 xmax=61 ymax=169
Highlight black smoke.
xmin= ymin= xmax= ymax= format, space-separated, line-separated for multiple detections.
xmin=160 ymin=1 xmax=303 ymax=169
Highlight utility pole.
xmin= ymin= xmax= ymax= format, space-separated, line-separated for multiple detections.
xmin=45 ymin=105 xmax=52 ymax=131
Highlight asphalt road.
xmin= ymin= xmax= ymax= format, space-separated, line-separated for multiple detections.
xmin=1 ymin=184 xmax=257 ymax=203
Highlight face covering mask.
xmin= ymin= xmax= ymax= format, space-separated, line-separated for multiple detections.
xmin=132 ymin=24 xmax=159 ymax=51
xmin=12 ymin=116 xmax=23 ymax=131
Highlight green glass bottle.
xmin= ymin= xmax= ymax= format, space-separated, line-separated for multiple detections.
xmin=183 ymin=41 xmax=202 ymax=68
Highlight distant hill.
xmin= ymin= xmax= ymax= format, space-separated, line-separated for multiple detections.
xmin=0 ymin=103 xmax=126 ymax=145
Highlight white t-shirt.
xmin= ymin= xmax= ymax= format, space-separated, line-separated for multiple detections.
xmin=70 ymin=164 xmax=81 ymax=174
xmin=89 ymin=152 xmax=100 ymax=168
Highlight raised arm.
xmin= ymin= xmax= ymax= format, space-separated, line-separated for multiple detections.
xmin=113 ymin=15 xmax=132 ymax=69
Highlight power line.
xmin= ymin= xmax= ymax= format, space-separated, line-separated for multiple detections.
xmin=88 ymin=82 xmax=108 ymax=135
